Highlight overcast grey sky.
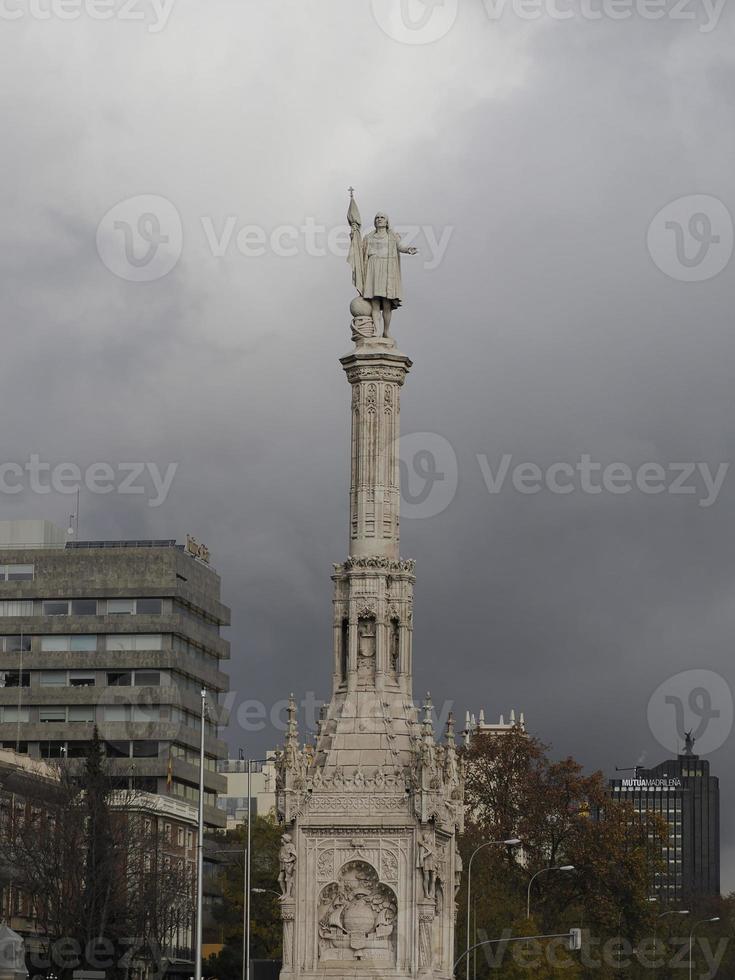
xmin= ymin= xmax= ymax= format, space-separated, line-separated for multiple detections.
xmin=1 ymin=0 xmax=734 ymax=889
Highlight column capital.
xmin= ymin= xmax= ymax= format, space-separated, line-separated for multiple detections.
xmin=340 ymin=346 xmax=412 ymax=385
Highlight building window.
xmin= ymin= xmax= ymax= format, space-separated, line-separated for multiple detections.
xmin=131 ymin=776 xmax=157 ymax=793
xmin=0 ymin=565 xmax=34 ymax=582
xmin=132 ymin=740 xmax=159 ymax=758
xmin=0 ymin=670 xmax=30 ymax=688
xmin=137 ymin=598 xmax=163 ymax=615
xmin=105 ymin=741 xmax=130 ymax=758
xmin=135 ymin=671 xmax=161 ymax=687
xmin=40 ymin=671 xmax=67 ymax=686
xmin=103 ymin=706 xmax=128 ymax=722
xmin=2 ymin=636 xmax=31 ymax=653
xmin=107 ymin=634 xmax=162 ymax=651
xmin=71 ymin=599 xmax=97 ymax=616
xmin=40 ymin=635 xmax=97 ymax=652
xmin=41 ymin=637 xmax=68 ymax=652
xmin=132 ymin=705 xmax=160 ymax=723
xmin=42 ymin=601 xmax=70 ymax=616
xmin=107 ymin=671 xmax=132 ymax=687
xmin=107 ymin=599 xmax=135 ymax=615
xmin=69 ymin=672 xmax=95 ymax=688
xmin=177 ymin=827 xmax=185 ymax=846
xmin=104 ymin=705 xmax=161 ymax=722
xmin=68 ymin=706 xmax=95 ymax=723
xmin=0 ymin=707 xmax=30 ymax=723
xmin=39 ymin=707 xmax=67 ymax=723
xmin=0 ymin=601 xmax=34 ymax=617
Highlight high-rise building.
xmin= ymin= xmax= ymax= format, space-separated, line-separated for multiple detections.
xmin=0 ymin=521 xmax=229 ymax=827
xmin=608 ymin=737 xmax=720 ymax=901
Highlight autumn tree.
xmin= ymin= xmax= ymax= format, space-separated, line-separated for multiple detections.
xmin=458 ymin=728 xmax=669 ymax=979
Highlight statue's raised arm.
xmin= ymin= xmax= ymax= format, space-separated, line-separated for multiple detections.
xmin=346 ymin=189 xmax=418 ymax=344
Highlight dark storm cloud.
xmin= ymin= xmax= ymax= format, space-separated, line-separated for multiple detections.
xmin=1 ymin=0 xmax=733 ymax=886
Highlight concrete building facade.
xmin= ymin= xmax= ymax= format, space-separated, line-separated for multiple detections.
xmin=0 ymin=523 xmax=230 ymax=826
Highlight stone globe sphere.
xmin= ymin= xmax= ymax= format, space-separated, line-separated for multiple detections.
xmin=350 ymin=296 xmax=372 ymax=318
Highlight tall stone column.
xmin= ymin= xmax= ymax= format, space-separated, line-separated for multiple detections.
xmin=340 ymin=343 xmax=411 ymax=561
xmin=330 ymin=340 xmax=415 ymax=699
xmin=276 ymin=286 xmax=463 ymax=980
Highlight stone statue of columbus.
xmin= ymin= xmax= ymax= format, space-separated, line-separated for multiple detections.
xmin=347 ymin=188 xmax=418 ymax=340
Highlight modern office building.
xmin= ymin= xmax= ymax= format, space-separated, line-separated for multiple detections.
xmin=217 ymin=755 xmax=278 ymax=827
xmin=608 ymin=737 xmax=720 ymax=901
xmin=0 ymin=520 xmax=230 ymax=827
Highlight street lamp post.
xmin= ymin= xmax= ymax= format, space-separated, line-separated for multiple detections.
xmin=652 ymin=909 xmax=689 ymax=971
xmin=239 ymin=756 xmax=271 ymax=980
xmin=194 ymin=688 xmax=207 ymax=980
xmin=526 ymin=865 xmax=575 ymax=920
xmin=465 ymin=839 xmax=522 ymax=980
xmin=689 ymin=917 xmax=719 ymax=980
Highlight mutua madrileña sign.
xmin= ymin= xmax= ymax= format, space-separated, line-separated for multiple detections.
xmin=620 ymin=777 xmax=682 ymax=788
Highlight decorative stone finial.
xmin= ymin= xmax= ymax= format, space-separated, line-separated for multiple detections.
xmin=422 ymin=694 xmax=434 ymax=735
xmin=445 ymin=712 xmax=456 ymax=746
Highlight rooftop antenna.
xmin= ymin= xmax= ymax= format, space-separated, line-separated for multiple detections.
xmin=67 ymin=487 xmax=80 ymax=539
xmin=615 ymin=764 xmax=642 ymax=778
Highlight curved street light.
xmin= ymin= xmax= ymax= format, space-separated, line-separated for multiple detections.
xmin=689 ymin=917 xmax=719 ymax=980
xmin=526 ymin=865 xmax=575 ymax=920
xmin=465 ymin=838 xmax=522 ymax=980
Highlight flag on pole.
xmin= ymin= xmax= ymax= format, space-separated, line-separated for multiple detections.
xmin=347 ymin=187 xmax=365 ymax=296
